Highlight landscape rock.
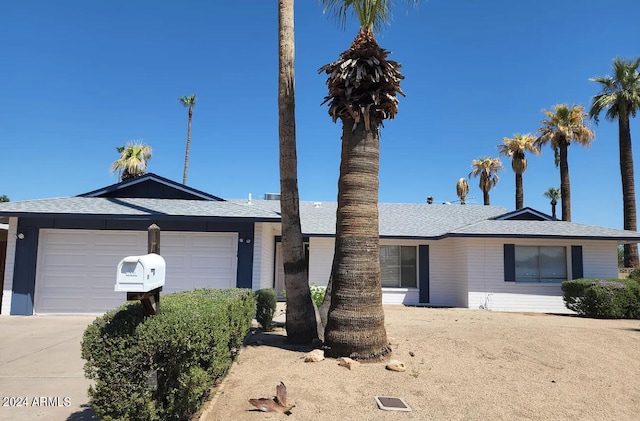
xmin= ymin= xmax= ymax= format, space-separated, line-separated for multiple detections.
xmin=304 ymin=349 xmax=325 ymax=362
xmin=385 ymin=359 xmax=406 ymax=372
xmin=337 ymin=357 xmax=360 ymax=370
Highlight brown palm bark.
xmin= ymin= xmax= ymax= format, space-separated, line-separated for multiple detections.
xmin=278 ymin=0 xmax=318 ymax=344
xmin=558 ymin=142 xmax=571 ymax=222
xmin=515 ymin=172 xmax=523 ymax=209
xmin=482 ymin=186 xmax=490 ymax=206
xmin=619 ymin=113 xmax=639 ymax=267
xmin=550 ymin=198 xmax=557 ymax=220
xmin=324 ymin=118 xmax=390 ymax=360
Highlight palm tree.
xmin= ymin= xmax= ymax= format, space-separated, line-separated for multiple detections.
xmin=497 ymin=134 xmax=541 ymax=210
xmin=590 ymin=57 xmax=640 ymax=268
xmin=178 ymin=95 xmax=196 ymax=184
xmin=469 ymin=157 xmax=503 ymax=206
xmin=456 ymin=178 xmax=469 ymax=205
xmin=318 ymin=0 xmax=417 ymax=360
xmin=543 ymin=187 xmax=561 ymax=220
xmin=535 ymin=104 xmax=594 ymax=222
xmin=277 ymin=0 xmax=318 ymax=344
xmin=111 ymin=142 xmax=152 ymax=181
xmin=0 ymin=195 xmax=9 ymax=203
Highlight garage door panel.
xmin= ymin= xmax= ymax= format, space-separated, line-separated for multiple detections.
xmin=42 ymin=253 xmax=89 ymax=268
xmin=35 ymin=230 xmax=239 ymax=314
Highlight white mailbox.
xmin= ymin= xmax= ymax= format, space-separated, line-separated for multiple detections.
xmin=115 ymin=253 xmax=166 ymax=292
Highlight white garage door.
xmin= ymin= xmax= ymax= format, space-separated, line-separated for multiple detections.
xmin=34 ymin=229 xmax=238 ymax=314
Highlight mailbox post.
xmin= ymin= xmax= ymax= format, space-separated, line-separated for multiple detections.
xmin=115 ymin=253 xmax=166 ymax=316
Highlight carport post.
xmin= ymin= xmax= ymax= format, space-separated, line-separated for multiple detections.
xmin=125 ymin=224 xmax=162 ymax=316
xmin=146 ymin=223 xmax=161 ymax=315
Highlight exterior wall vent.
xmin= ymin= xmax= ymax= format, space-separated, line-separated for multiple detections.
xmin=265 ymin=193 xmax=281 ymax=201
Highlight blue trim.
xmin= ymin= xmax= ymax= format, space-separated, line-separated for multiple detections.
xmin=78 ymin=173 xmax=224 ymax=201
xmin=504 ymin=244 xmax=515 ymax=282
xmin=571 ymin=246 xmax=583 ymax=279
xmin=237 ymin=228 xmax=254 ymax=289
xmin=10 ymin=226 xmax=38 ymax=315
xmin=418 ymin=245 xmax=429 ymax=303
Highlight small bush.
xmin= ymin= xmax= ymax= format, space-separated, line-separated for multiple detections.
xmin=310 ymin=284 xmax=326 ymax=309
xmin=82 ymin=288 xmax=255 ymax=421
xmin=562 ymin=278 xmax=640 ymax=319
xmin=255 ymin=288 xmax=277 ymax=330
xmin=627 ymin=268 xmax=640 ymax=281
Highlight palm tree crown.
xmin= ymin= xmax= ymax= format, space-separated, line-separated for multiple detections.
xmin=498 ymin=134 xmax=540 ymax=209
xmin=537 ymin=105 xmax=594 ymax=152
xmin=321 ymin=0 xmax=418 ymax=33
xmin=543 ymin=187 xmax=561 ymax=220
xmin=469 ymin=157 xmax=503 ymax=206
xmin=111 ymin=142 xmax=152 ymax=181
xmin=590 ymin=57 xmax=640 ymax=123
xmin=536 ymin=104 xmax=594 ymax=221
xmin=590 ymin=56 xmax=640 ymax=267
xmin=456 ymin=178 xmax=469 ymax=205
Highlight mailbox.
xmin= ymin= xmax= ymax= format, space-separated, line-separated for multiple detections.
xmin=115 ymin=253 xmax=166 ymax=292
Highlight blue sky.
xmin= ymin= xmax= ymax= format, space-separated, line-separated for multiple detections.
xmin=1 ymin=0 xmax=639 ymax=229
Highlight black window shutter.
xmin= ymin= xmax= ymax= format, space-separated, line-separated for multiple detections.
xmin=571 ymin=246 xmax=583 ymax=279
xmin=418 ymin=245 xmax=429 ymax=303
xmin=504 ymin=244 xmax=515 ymax=282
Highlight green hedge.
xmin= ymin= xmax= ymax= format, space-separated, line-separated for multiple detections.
xmin=254 ymin=288 xmax=276 ymax=330
xmin=81 ymin=288 xmax=255 ymax=421
xmin=562 ymin=278 xmax=640 ymax=319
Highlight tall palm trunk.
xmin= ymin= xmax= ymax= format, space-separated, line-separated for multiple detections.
xmin=182 ymin=106 xmax=192 ymax=184
xmin=515 ymin=172 xmax=523 ymax=209
xmin=619 ymin=113 xmax=639 ymax=267
xmin=483 ymin=188 xmax=490 ymax=205
xmin=550 ymin=198 xmax=557 ymax=220
xmin=558 ymin=142 xmax=571 ymax=221
xmin=278 ymin=0 xmax=318 ymax=343
xmin=324 ymin=118 xmax=390 ymax=360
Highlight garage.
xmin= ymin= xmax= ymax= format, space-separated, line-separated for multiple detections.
xmin=34 ymin=229 xmax=238 ymax=314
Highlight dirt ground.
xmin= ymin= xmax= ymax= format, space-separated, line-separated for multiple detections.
xmin=200 ymin=305 xmax=640 ymax=421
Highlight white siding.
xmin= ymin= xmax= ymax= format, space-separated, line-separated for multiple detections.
xmin=252 ymin=223 xmax=278 ymax=291
xmin=0 ymin=217 xmax=18 ymax=315
xmin=461 ymin=237 xmax=618 ymax=314
xmin=428 ymin=239 xmax=468 ymax=307
xmin=308 ymin=237 xmax=333 ymax=288
xmin=583 ymin=241 xmax=618 ymax=278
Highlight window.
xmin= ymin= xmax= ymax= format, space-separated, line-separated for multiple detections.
xmin=380 ymin=245 xmax=417 ymax=288
xmin=514 ymin=246 xmax=566 ymax=283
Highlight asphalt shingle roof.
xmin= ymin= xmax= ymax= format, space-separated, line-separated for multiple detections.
xmin=450 ymin=219 xmax=640 ymax=241
xmin=0 ymin=197 xmax=280 ymax=219
xmin=2 ymin=196 xmax=640 ymax=241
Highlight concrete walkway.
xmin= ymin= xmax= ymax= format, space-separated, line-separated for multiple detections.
xmin=0 ymin=315 xmax=96 ymax=421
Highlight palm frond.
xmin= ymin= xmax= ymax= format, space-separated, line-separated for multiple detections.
xmin=320 ymin=0 xmax=418 ymax=32
xmin=589 ymin=56 xmax=640 ymax=123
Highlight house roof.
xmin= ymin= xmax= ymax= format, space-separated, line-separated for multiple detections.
xmin=232 ymin=199 xmax=640 ymax=242
xmin=78 ymin=173 xmax=224 ymax=201
xmin=1 ymin=174 xmax=639 ymax=242
xmin=449 ymin=219 xmax=640 ymax=242
xmin=0 ymin=197 xmax=279 ymax=220
xmin=232 ymin=200 xmax=510 ymax=237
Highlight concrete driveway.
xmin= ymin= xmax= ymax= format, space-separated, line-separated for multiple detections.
xmin=0 ymin=315 xmax=97 ymax=421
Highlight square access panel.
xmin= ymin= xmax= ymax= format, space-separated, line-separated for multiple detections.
xmin=374 ymin=396 xmax=412 ymax=412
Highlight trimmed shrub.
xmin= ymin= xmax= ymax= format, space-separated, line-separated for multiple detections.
xmin=627 ymin=268 xmax=640 ymax=281
xmin=81 ymin=288 xmax=255 ymax=421
xmin=562 ymin=278 xmax=640 ymax=319
xmin=310 ymin=284 xmax=326 ymax=309
xmin=254 ymin=288 xmax=277 ymax=330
